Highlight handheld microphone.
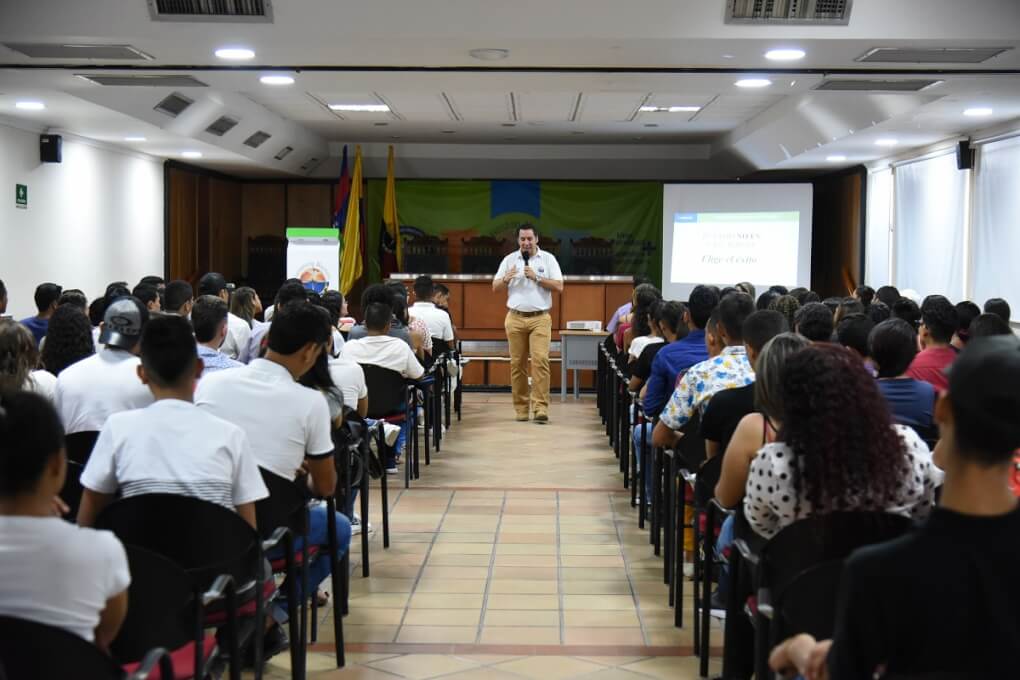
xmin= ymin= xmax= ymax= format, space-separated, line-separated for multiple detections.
xmin=522 ymin=250 xmax=530 ymax=268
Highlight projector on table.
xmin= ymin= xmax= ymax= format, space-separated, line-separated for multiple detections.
xmin=565 ymin=321 xmax=603 ymax=332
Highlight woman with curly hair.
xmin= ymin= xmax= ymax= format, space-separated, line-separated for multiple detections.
xmin=39 ymin=305 xmax=95 ymax=377
xmin=768 ymin=294 xmax=800 ymax=334
xmin=744 ymin=343 xmax=941 ymax=538
xmin=0 ymin=320 xmax=57 ymax=400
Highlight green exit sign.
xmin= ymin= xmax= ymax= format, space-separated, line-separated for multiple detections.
xmin=15 ymin=184 xmax=27 ymax=209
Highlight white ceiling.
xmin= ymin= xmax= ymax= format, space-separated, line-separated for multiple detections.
xmin=1 ymin=0 xmax=1019 ymax=177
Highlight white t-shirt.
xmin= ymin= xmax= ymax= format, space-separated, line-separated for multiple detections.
xmin=219 ymin=312 xmax=252 ymax=361
xmin=493 ymin=247 xmax=563 ymax=312
xmin=331 ymin=328 xmax=346 ymax=358
xmin=328 ymin=355 xmax=368 ymax=413
xmin=55 ymin=347 xmax=154 ymax=434
xmin=409 ymin=302 xmax=454 ymax=342
xmin=0 ymin=516 xmax=130 ymax=642
xmin=342 ymin=335 xmax=424 ymax=379
xmin=629 ymin=335 xmax=664 ymax=360
xmin=81 ymin=399 xmax=268 ymax=510
xmin=26 ymin=369 xmax=57 ymax=401
xmin=195 ymin=359 xmax=334 ymax=481
xmin=243 ymin=320 xmax=271 ymax=364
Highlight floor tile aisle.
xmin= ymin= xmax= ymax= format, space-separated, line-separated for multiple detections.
xmin=253 ymin=394 xmax=721 ymax=679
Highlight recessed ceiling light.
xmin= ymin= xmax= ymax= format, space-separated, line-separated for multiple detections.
xmin=640 ymin=105 xmax=701 ymax=113
xmin=260 ymin=74 xmax=294 ymax=86
xmin=124 ymin=136 xmax=146 ymax=142
xmin=181 ymin=151 xmax=202 ymax=158
xmin=875 ymin=138 xmax=899 ymax=147
xmin=329 ymin=104 xmax=390 ymax=112
xmin=722 ymin=54 xmax=735 ymax=60
xmin=765 ymin=48 xmax=806 ymax=61
xmin=215 ymin=47 xmax=255 ymax=60
xmin=964 ymin=107 xmax=993 ymax=117
xmin=827 ymin=155 xmax=847 ymax=162
xmin=735 ymin=78 xmax=772 ymax=88
xmin=469 ymin=48 xmax=510 ymax=61
xmin=15 ymin=101 xmax=45 ymax=110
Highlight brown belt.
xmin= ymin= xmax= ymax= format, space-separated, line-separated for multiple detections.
xmin=510 ymin=309 xmax=548 ymax=318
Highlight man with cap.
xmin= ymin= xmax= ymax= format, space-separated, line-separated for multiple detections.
xmin=769 ymin=335 xmax=1020 ymax=680
xmin=197 ymin=272 xmax=251 ymax=361
xmin=54 ymin=296 xmax=154 ymax=434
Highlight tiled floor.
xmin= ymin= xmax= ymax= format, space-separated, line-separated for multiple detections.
xmin=255 ymin=393 xmax=722 ymax=679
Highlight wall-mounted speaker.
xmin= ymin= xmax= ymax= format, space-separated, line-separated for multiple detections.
xmin=40 ymin=134 xmax=62 ymax=163
xmin=956 ymin=140 xmax=974 ymax=170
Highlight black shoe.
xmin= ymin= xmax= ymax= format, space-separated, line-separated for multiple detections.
xmin=710 ymin=589 xmax=727 ymax=612
xmin=243 ymin=623 xmax=290 ymax=669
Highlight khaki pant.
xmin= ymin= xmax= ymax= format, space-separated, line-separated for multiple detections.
xmin=505 ymin=311 xmax=552 ymax=417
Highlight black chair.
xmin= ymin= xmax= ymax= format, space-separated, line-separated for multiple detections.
xmin=65 ymin=430 xmax=99 ymax=464
xmin=362 ymin=362 xmax=412 ymax=501
xmin=0 ymin=616 xmax=174 ymax=680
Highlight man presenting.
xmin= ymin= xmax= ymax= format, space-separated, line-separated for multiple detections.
xmin=492 ymin=224 xmax=563 ymax=423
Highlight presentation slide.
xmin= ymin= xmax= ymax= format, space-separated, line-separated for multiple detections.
xmin=661 ymin=184 xmax=813 ymax=301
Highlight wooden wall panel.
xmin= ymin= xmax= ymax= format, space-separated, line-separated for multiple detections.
xmin=444 ymin=283 xmax=464 ymax=330
xmin=287 ymin=183 xmax=332 ymax=227
xmin=463 ymin=282 xmax=507 ymax=329
xmin=605 ymin=283 xmax=633 ymax=324
xmin=209 ymin=178 xmax=242 ymax=281
xmin=561 ymin=284 xmax=605 ymax=326
xmin=241 ymin=183 xmax=286 ymax=275
xmin=167 ymin=168 xmax=198 ymax=282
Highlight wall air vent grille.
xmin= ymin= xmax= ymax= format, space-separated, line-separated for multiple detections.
xmin=77 ymin=74 xmax=207 ymax=87
xmin=856 ymin=47 xmax=1012 ymax=64
xmin=153 ymin=92 xmax=195 ymax=117
xmin=149 ymin=0 xmax=272 ymax=22
xmin=814 ymin=79 xmax=941 ymax=92
xmin=3 ymin=43 xmax=154 ymax=59
xmin=243 ymin=130 xmax=271 ymax=148
xmin=273 ymin=146 xmax=294 ymax=160
xmin=205 ymin=116 xmax=239 ymax=136
xmin=726 ymin=0 xmax=852 ymax=24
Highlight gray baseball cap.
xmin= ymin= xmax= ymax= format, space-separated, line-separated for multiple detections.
xmin=99 ymin=296 xmax=149 ymax=350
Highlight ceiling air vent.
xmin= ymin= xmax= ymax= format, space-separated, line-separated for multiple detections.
xmin=856 ymin=47 xmax=1013 ymax=64
xmin=815 ymin=79 xmax=941 ymax=92
xmin=76 ymin=74 xmax=207 ymax=87
xmin=205 ymin=115 xmax=239 ymax=136
xmin=299 ymin=157 xmax=321 ymax=172
xmin=243 ymin=130 xmax=271 ymax=148
xmin=273 ymin=146 xmax=294 ymax=161
xmin=726 ymin=0 xmax=852 ymax=25
xmin=148 ymin=0 xmax=273 ymax=22
xmin=154 ymin=92 xmax=195 ymax=117
xmin=3 ymin=42 xmax=154 ymax=60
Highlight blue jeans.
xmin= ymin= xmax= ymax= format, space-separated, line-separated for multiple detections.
xmin=270 ymin=503 xmax=352 ymax=618
xmin=632 ymin=422 xmax=654 ymax=503
xmin=714 ymin=514 xmax=736 ymax=601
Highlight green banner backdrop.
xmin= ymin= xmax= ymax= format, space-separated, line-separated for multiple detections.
xmin=363 ymin=180 xmax=662 ymax=283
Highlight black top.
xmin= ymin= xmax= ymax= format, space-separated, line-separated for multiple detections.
xmin=829 ymin=504 xmax=1020 ymax=679
xmin=699 ymin=383 xmax=755 ymax=454
xmin=632 ymin=342 xmax=666 ymax=385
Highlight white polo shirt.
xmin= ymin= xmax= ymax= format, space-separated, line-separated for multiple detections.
xmin=341 ymin=335 xmax=424 ymax=379
xmin=409 ymin=302 xmax=455 ymax=342
xmin=55 ymin=347 xmax=154 ymax=434
xmin=0 ymin=516 xmax=130 ymax=642
xmin=493 ymin=247 xmax=563 ymax=312
xmin=328 ymin=355 xmax=368 ymax=413
xmin=219 ymin=312 xmax=252 ymax=361
xmin=195 ymin=358 xmax=334 ymax=481
xmin=26 ymin=369 xmax=57 ymax=402
xmin=81 ymin=399 xmax=269 ymax=511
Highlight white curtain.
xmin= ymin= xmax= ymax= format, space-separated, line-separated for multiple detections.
xmin=971 ymin=135 xmax=1020 ymax=321
xmin=894 ymin=153 xmax=967 ymax=300
xmin=865 ymin=168 xmax=893 ymax=288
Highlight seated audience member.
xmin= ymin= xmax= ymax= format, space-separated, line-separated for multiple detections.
xmin=88 ymin=297 xmax=104 ymax=327
xmin=852 ymin=285 xmax=875 ymax=309
xmin=328 ymin=353 xmax=369 ymax=419
xmin=348 ymin=283 xmax=412 ymax=346
xmin=745 ymin=343 xmax=941 ymax=540
xmin=229 ymin=286 xmax=261 ymax=328
xmin=794 ymin=301 xmax=834 ymax=342
xmin=984 ymin=297 xmax=1012 ymax=323
xmin=77 ymin=314 xmax=268 ymax=527
xmin=620 ymin=284 xmax=661 ymax=356
xmin=246 ymin=280 xmax=308 ymax=362
xmin=906 ymin=295 xmax=959 ymax=391
xmin=40 ymin=305 xmax=95 ymax=376
xmin=769 ymin=285 xmax=789 ymax=296
xmin=163 ymin=279 xmax=194 ymax=317
xmin=870 ymin=318 xmax=936 ymax=437
xmin=734 ymin=281 xmax=756 ymax=299
xmin=833 ymin=297 xmax=865 ymax=325
xmin=0 ymin=320 xmax=57 ymax=400
xmin=261 ymin=278 xmax=303 ymax=322
xmin=952 ymin=300 xmax=982 ymax=349
xmin=55 ymin=297 xmax=153 ymax=434
xmin=835 ymin=313 xmax=875 ymax=363
xmin=701 ymin=310 xmax=788 ymax=460
xmin=19 ymin=282 xmax=62 ymax=345
xmin=653 ymin=292 xmax=756 ymax=446
xmin=875 ymin=284 xmax=901 ymax=309
xmin=788 ymin=287 xmax=808 ymax=305
xmin=131 ymin=283 xmax=161 ymax=313
xmin=432 ymin=283 xmax=454 ymax=322
xmin=630 ymin=300 xmax=689 ymax=458
xmin=821 ymin=296 xmax=842 ymax=317
xmin=197 ymin=272 xmax=250 ymax=361
xmin=0 ymin=391 xmax=130 ymax=648
xmin=970 ymin=312 xmax=1012 ymax=338
xmin=192 ymin=295 xmax=243 ymax=374
xmin=342 ymin=303 xmax=425 ymax=380
xmin=756 ymin=290 xmax=780 ymax=311
xmin=395 ymin=291 xmax=430 ymax=360
xmin=138 ymin=275 xmax=166 ymax=297
xmin=867 ymin=300 xmax=890 ymax=324
xmin=628 ymin=296 xmax=665 ymax=364
xmin=57 ymin=289 xmax=88 ymax=314
xmin=769 ymin=335 xmax=1020 ymax=680
xmin=410 ymin=275 xmax=455 ymax=346
xmin=628 ymin=300 xmax=668 ymax=392
xmin=195 ymin=303 xmax=352 ymax=621
xmin=607 ymin=275 xmax=651 ymax=334
xmin=319 ymin=290 xmax=347 ymax=358
xmin=768 ymin=294 xmax=799 ymax=332
xmin=891 ymin=296 xmax=921 ymax=330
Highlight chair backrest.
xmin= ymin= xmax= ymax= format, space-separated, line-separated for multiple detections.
xmin=254 ymin=468 xmax=310 ymax=540
xmin=432 ymin=338 xmax=452 ymax=357
xmin=111 ymin=545 xmax=195 ymax=664
xmin=59 ymin=460 xmax=85 ymax=521
xmin=95 ymin=494 xmax=260 ymax=587
xmin=677 ymin=409 xmax=706 ymax=470
xmin=775 ymin=559 xmax=845 ymax=641
xmin=65 ymin=431 xmax=99 ymax=465
xmin=0 ymin=615 xmax=126 ymax=679
xmin=693 ymin=453 xmax=723 ymax=507
xmin=361 ymin=364 xmax=408 ymax=418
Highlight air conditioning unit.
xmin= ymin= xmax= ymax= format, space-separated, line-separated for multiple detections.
xmin=726 ymin=0 xmax=853 ymax=25
xmin=566 ymin=320 xmax=603 ymax=332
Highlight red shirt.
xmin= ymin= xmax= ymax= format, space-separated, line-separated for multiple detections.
xmin=905 ymin=346 xmax=957 ymax=392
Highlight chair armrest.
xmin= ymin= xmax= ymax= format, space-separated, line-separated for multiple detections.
xmin=126 ymin=647 xmax=174 ymax=680
xmin=708 ymin=497 xmax=736 ymax=517
xmin=261 ymin=526 xmax=291 ymax=553
xmin=202 ymin=574 xmax=235 ymax=607
xmin=680 ymin=469 xmax=697 ymax=485
xmin=756 ymin=587 xmax=774 ymax=619
xmin=733 ymin=538 xmax=760 ymax=567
